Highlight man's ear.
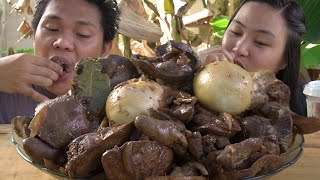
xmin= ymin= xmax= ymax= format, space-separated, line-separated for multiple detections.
xmin=101 ymin=42 xmax=112 ymax=57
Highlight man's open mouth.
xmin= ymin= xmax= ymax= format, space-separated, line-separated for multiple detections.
xmin=55 ymin=60 xmax=70 ymax=73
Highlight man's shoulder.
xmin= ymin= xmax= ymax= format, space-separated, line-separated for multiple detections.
xmin=0 ymin=92 xmax=37 ymax=124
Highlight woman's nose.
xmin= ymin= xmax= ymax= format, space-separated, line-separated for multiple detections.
xmin=232 ymin=39 xmax=249 ymax=57
xmin=53 ymin=34 xmax=74 ymax=51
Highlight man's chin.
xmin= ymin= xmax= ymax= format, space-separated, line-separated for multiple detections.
xmin=46 ymin=82 xmax=71 ymax=96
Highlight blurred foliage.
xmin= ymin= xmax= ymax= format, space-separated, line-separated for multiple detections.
xmin=1 ymin=48 xmax=34 ymax=56
xmin=301 ymin=43 xmax=320 ymax=69
xmin=296 ymin=0 xmax=320 ymax=70
xmin=210 ymin=15 xmax=229 ymax=42
xmin=296 ymin=0 xmax=320 ymax=43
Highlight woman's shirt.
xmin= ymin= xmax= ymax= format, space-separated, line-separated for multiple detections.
xmin=291 ymin=81 xmax=307 ymax=116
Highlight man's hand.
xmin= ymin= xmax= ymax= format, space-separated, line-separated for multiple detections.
xmin=0 ymin=53 xmax=63 ymax=102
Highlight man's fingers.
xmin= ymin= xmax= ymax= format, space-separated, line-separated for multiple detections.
xmin=26 ymin=75 xmax=54 ymax=87
xmin=30 ymin=65 xmax=59 ymax=81
xmin=24 ymin=86 xmax=49 ymax=103
xmin=32 ymin=58 xmax=63 ymax=75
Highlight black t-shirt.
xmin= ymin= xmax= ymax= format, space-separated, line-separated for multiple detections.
xmin=291 ymin=81 xmax=307 ymax=116
xmin=0 ymin=86 xmax=56 ymax=124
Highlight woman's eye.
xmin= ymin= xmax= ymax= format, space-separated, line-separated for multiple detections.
xmin=45 ymin=27 xmax=58 ymax=32
xmin=255 ymin=41 xmax=268 ymax=46
xmin=231 ymin=30 xmax=241 ymax=36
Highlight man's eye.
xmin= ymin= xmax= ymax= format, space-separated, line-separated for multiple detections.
xmin=77 ymin=33 xmax=91 ymax=38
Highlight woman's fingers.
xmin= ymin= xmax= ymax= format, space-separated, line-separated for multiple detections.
xmin=222 ymin=49 xmax=235 ymax=63
xmin=198 ymin=46 xmax=235 ymax=68
xmin=200 ymin=53 xmax=230 ymax=67
xmin=198 ymin=45 xmax=221 ymax=59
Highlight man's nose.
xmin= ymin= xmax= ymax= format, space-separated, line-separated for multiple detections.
xmin=53 ymin=34 xmax=74 ymax=51
xmin=232 ymin=39 xmax=249 ymax=57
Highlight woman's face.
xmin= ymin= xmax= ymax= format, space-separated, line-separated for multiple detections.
xmin=222 ymin=2 xmax=288 ymax=73
xmin=34 ymin=0 xmax=110 ymax=95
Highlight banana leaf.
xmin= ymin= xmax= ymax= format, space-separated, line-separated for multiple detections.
xmin=301 ymin=43 xmax=320 ymax=69
xmin=296 ymin=0 xmax=320 ymax=43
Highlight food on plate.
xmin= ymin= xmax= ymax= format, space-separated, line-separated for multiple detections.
xmin=106 ymin=77 xmax=168 ymax=126
xmin=11 ymin=41 xmax=319 ymax=180
xmin=193 ymin=61 xmax=254 ymax=115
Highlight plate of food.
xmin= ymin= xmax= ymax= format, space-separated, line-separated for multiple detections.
xmin=11 ymin=129 xmax=304 ymax=180
xmin=11 ymin=41 xmax=310 ymax=180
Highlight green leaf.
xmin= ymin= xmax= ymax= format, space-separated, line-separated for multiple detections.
xmin=210 ymin=16 xmax=229 ymax=29
xmin=164 ymin=0 xmax=174 ymax=14
xmin=14 ymin=48 xmax=34 ymax=54
xmin=1 ymin=48 xmax=34 ymax=55
xmin=301 ymin=43 xmax=320 ymax=69
xmin=210 ymin=16 xmax=230 ymax=39
xmin=72 ymin=58 xmax=111 ymax=116
xmin=296 ymin=0 xmax=320 ymax=43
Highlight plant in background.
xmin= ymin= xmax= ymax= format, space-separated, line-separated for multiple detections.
xmin=3 ymin=0 xmax=320 ymax=77
xmin=8 ymin=0 xmax=33 ymax=39
xmin=296 ymin=0 xmax=320 ymax=81
xmin=210 ymin=15 xmax=229 ymax=44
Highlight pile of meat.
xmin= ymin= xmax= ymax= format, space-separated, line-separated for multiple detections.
xmin=12 ymin=41 xmax=317 ymax=180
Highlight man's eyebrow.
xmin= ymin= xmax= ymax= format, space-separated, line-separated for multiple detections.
xmin=76 ymin=20 xmax=97 ymax=27
xmin=233 ymin=19 xmax=276 ymax=37
xmin=43 ymin=14 xmax=97 ymax=27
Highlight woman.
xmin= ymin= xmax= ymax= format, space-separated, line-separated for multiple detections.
xmin=0 ymin=0 xmax=120 ymax=123
xmin=199 ymin=0 xmax=307 ymax=116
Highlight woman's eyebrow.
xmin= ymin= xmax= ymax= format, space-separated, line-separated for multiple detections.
xmin=43 ymin=14 xmax=61 ymax=21
xmin=255 ymin=29 xmax=276 ymax=38
xmin=233 ymin=19 xmax=246 ymax=28
xmin=233 ymin=19 xmax=275 ymax=37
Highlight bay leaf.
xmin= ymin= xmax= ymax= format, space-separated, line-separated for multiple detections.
xmin=71 ymin=58 xmax=111 ymax=117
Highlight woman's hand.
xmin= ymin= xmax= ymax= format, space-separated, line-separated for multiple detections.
xmin=197 ymin=45 xmax=235 ymax=69
xmin=0 ymin=53 xmax=63 ymax=102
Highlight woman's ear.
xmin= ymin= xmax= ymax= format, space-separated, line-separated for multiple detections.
xmin=101 ymin=42 xmax=112 ymax=57
xmin=279 ymin=59 xmax=288 ymax=71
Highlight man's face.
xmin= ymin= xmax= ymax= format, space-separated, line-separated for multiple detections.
xmin=34 ymin=0 xmax=110 ymax=95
